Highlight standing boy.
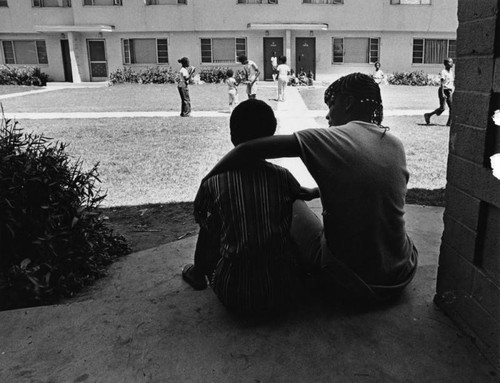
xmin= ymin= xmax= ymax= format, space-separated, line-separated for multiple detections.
xmin=238 ymin=55 xmax=260 ymax=99
xmin=424 ymin=58 xmax=454 ymax=126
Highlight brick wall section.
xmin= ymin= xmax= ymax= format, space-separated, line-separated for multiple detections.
xmin=435 ymin=0 xmax=500 ymax=370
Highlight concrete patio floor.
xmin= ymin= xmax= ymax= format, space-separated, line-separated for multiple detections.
xmin=0 ymin=203 xmax=498 ymax=383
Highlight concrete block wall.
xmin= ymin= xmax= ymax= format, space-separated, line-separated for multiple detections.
xmin=435 ymin=0 xmax=500 ymax=370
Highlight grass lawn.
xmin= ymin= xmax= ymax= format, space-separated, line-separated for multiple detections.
xmin=0 ymin=83 xmax=279 ymax=113
xmin=10 ymin=85 xmax=449 ymax=252
xmin=19 ymin=117 xmax=233 ymax=207
xmin=19 ymin=113 xmax=448 ymax=207
xmin=299 ymin=84 xmax=440 ymax=111
xmin=0 ymin=85 xmax=42 ymax=96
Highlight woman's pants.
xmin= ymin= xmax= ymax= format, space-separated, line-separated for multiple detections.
xmin=178 ymin=86 xmax=191 ymax=116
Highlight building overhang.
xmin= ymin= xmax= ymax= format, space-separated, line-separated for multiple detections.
xmin=247 ymin=23 xmax=328 ymax=31
xmin=34 ymin=25 xmax=115 ymax=33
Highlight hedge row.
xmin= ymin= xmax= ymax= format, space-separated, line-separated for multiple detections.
xmin=0 ymin=65 xmax=49 ymax=86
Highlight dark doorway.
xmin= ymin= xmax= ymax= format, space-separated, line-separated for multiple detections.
xmin=263 ymin=37 xmax=283 ymax=81
xmin=60 ymin=39 xmax=73 ymax=82
xmin=295 ymin=37 xmax=316 ymax=79
xmin=87 ymin=39 xmax=108 ymax=82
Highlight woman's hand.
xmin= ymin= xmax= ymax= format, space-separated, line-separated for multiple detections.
xmin=298 ymin=186 xmax=320 ymax=201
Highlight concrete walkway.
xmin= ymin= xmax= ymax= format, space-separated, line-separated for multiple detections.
xmin=0 ymin=84 xmax=492 ymax=382
xmin=0 ymin=204 xmax=497 ymax=382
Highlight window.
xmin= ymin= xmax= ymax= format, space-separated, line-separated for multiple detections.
xmin=123 ymin=39 xmax=168 ymax=64
xmin=145 ymin=0 xmax=186 ymax=4
xmin=33 ymin=0 xmax=71 ymax=7
xmin=2 ymin=40 xmax=48 ymax=65
xmin=412 ymin=39 xmax=456 ymax=64
xmin=200 ymin=38 xmax=246 ymax=63
xmin=390 ymin=0 xmax=431 ymax=4
xmin=0 ymin=0 xmax=8 ymax=6
xmin=331 ymin=37 xmax=379 ymax=64
xmin=303 ymin=0 xmax=343 ymax=4
xmin=83 ymin=0 xmax=122 ymax=5
xmin=237 ymin=0 xmax=278 ymax=4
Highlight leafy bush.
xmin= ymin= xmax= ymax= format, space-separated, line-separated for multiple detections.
xmin=109 ymin=66 xmax=177 ymax=84
xmin=0 ymin=65 xmax=49 ymax=86
xmin=386 ymin=70 xmax=436 ymax=86
xmin=0 ymin=115 xmax=130 ymax=310
xmin=110 ymin=66 xmax=247 ymax=85
xmin=198 ymin=66 xmax=246 ymax=84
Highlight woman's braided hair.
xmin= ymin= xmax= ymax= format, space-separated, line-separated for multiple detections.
xmin=324 ymin=72 xmax=385 ymax=127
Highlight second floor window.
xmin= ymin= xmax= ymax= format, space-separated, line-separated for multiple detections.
xmin=83 ymin=0 xmax=122 ymax=5
xmin=391 ymin=0 xmax=431 ymax=4
xmin=303 ymin=0 xmax=343 ymax=4
xmin=332 ymin=38 xmax=379 ymax=64
xmin=33 ymin=0 xmax=71 ymax=7
xmin=0 ymin=0 xmax=8 ymax=6
xmin=237 ymin=0 xmax=278 ymax=4
xmin=201 ymin=38 xmax=246 ymax=63
xmin=412 ymin=39 xmax=456 ymax=64
xmin=2 ymin=40 xmax=48 ymax=65
xmin=123 ymin=38 xmax=168 ymax=64
xmin=145 ymin=0 xmax=186 ymax=4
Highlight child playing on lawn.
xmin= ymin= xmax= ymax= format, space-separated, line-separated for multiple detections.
xmin=276 ymin=56 xmax=291 ymax=101
xmin=372 ymin=62 xmax=385 ymax=85
xmin=225 ymin=69 xmax=239 ymax=113
xmin=182 ymin=99 xmax=302 ymax=313
xmin=424 ymin=58 xmax=454 ymax=126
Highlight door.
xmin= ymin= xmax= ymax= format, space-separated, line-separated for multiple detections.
xmin=87 ymin=39 xmax=108 ymax=82
xmin=295 ymin=37 xmax=316 ymax=79
xmin=263 ymin=37 xmax=283 ymax=81
xmin=60 ymin=39 xmax=73 ymax=83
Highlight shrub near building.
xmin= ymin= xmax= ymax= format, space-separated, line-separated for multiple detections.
xmin=0 ymin=65 xmax=49 ymax=86
xmin=0 ymin=117 xmax=130 ymax=310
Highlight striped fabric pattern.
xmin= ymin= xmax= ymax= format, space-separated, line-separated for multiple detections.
xmin=194 ymin=161 xmax=300 ymax=312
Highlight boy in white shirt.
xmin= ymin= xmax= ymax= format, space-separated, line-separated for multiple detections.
xmin=424 ymin=58 xmax=454 ymax=126
xmin=238 ymin=55 xmax=260 ymax=99
xmin=225 ymin=69 xmax=239 ymax=113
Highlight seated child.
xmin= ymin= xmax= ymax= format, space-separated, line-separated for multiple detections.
xmin=182 ymin=99 xmax=301 ymax=313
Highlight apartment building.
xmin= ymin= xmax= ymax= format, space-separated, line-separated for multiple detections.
xmin=0 ymin=0 xmax=457 ymax=83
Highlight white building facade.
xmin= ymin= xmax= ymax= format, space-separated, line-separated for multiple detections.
xmin=0 ymin=0 xmax=458 ymax=83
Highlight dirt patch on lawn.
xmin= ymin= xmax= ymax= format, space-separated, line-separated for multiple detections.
xmin=99 ymin=202 xmax=199 ymax=253
xmin=98 ymin=189 xmax=445 ymax=254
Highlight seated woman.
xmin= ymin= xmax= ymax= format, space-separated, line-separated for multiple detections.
xmin=203 ymin=73 xmax=418 ymax=305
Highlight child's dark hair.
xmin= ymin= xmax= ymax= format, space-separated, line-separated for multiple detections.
xmin=226 ymin=69 xmax=234 ymax=77
xmin=279 ymin=56 xmax=287 ymax=64
xmin=230 ymin=99 xmax=276 ymax=146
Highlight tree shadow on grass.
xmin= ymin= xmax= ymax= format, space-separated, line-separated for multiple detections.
xmin=100 ymin=188 xmax=445 ymax=254
xmin=98 ymin=202 xmax=199 ymax=253
xmin=406 ymin=188 xmax=445 ymax=207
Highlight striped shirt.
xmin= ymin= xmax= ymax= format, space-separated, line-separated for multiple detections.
xmin=194 ymin=161 xmax=300 ymax=312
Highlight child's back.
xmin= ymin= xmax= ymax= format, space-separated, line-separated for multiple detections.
xmin=187 ymin=99 xmax=300 ymax=313
xmin=195 ymin=161 xmax=299 ymax=312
